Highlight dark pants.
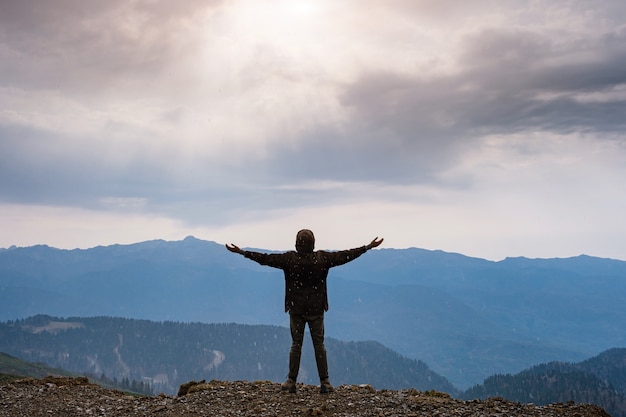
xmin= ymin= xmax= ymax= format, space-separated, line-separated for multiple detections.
xmin=288 ymin=313 xmax=328 ymax=382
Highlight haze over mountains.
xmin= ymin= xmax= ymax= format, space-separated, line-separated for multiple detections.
xmin=1 ymin=236 xmax=625 ymax=389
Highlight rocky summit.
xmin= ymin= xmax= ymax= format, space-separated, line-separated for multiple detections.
xmin=0 ymin=377 xmax=611 ymax=417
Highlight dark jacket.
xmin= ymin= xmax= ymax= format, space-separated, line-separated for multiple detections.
xmin=243 ymin=246 xmax=368 ymax=315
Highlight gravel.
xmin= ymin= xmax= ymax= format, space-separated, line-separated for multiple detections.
xmin=0 ymin=376 xmax=611 ymax=417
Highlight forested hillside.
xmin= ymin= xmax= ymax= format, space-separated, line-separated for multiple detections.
xmin=4 ymin=316 xmax=626 ymax=415
xmin=461 ymin=349 xmax=626 ymax=417
xmin=0 ymin=351 xmax=74 ymax=382
xmin=0 ymin=315 xmax=455 ymax=395
xmin=0 ymin=352 xmax=152 ymax=395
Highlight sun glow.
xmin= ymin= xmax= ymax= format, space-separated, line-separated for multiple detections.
xmin=231 ymin=0 xmax=327 ymax=34
xmin=212 ymin=0 xmax=336 ymax=66
xmin=285 ymin=0 xmax=320 ymax=17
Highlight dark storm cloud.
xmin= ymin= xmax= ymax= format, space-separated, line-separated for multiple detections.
xmin=342 ymin=26 xmax=626 ymax=140
xmin=251 ymin=24 xmax=626 ymax=187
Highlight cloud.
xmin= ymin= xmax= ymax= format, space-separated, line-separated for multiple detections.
xmin=1 ymin=0 xmax=626 ymax=258
xmin=336 ymin=25 xmax=626 ymax=165
xmin=248 ymin=23 xmax=626 ymax=190
xmin=0 ymin=0 xmax=224 ymax=94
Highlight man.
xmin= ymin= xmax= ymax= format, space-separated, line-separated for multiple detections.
xmin=225 ymin=229 xmax=383 ymax=394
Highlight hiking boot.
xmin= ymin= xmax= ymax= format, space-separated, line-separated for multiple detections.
xmin=281 ymin=378 xmax=297 ymax=393
xmin=320 ymin=379 xmax=334 ymax=394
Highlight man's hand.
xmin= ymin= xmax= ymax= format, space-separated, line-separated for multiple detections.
xmin=366 ymin=237 xmax=384 ymax=250
xmin=225 ymin=243 xmax=243 ymax=254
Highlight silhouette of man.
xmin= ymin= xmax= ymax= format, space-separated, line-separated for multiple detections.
xmin=226 ymin=229 xmax=383 ymax=394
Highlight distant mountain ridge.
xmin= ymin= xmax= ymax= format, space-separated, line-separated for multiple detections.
xmin=1 ymin=236 xmax=625 ymax=388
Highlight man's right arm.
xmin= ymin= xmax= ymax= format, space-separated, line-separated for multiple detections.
xmin=325 ymin=237 xmax=384 ymax=267
xmin=366 ymin=237 xmax=384 ymax=250
xmin=225 ymin=243 xmax=286 ymax=269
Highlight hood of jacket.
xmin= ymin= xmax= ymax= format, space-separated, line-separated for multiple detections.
xmin=295 ymin=229 xmax=315 ymax=253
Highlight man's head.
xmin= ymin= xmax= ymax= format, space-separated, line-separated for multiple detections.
xmin=295 ymin=229 xmax=315 ymax=253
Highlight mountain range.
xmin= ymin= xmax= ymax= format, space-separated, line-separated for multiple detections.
xmin=1 ymin=236 xmax=625 ymax=388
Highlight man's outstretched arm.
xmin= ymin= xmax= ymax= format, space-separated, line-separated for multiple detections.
xmin=365 ymin=237 xmax=384 ymax=250
xmin=225 ymin=243 xmax=287 ymax=269
xmin=326 ymin=236 xmax=384 ymax=267
xmin=225 ymin=243 xmax=244 ymax=255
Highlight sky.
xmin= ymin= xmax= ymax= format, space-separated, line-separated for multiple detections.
xmin=1 ymin=0 xmax=625 ymax=261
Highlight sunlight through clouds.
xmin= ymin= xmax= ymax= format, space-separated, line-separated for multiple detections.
xmin=1 ymin=0 xmax=626 ymax=260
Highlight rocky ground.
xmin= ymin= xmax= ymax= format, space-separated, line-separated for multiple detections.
xmin=0 ymin=376 xmax=611 ymax=417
